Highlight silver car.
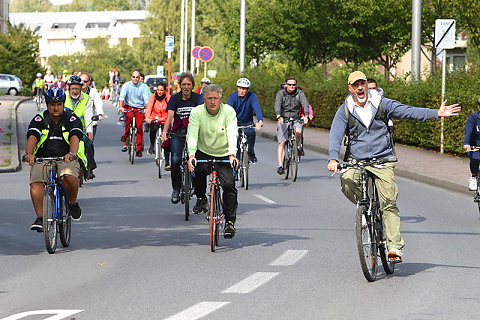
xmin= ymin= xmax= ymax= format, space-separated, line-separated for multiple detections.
xmin=0 ymin=74 xmax=24 ymax=95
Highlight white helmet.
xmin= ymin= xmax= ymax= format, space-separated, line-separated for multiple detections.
xmin=36 ymin=73 xmax=42 ymax=77
xmin=236 ymin=78 xmax=251 ymax=88
xmin=201 ymin=77 xmax=211 ymax=84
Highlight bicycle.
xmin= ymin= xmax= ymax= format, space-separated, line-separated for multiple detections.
xmin=469 ymin=146 xmax=480 ymax=214
xmin=170 ymin=132 xmax=193 ymax=221
xmin=112 ymin=84 xmax=121 ymax=113
xmin=237 ymin=124 xmax=254 ymax=190
xmin=123 ymin=108 xmax=144 ymax=165
xmin=34 ymin=88 xmax=43 ymax=111
xmin=282 ymin=118 xmax=300 ymax=182
xmin=337 ymin=157 xmax=398 ymax=282
xmin=194 ymin=159 xmax=232 ymax=252
xmin=30 ymin=157 xmax=72 ymax=254
xmin=153 ymin=118 xmax=165 ymax=179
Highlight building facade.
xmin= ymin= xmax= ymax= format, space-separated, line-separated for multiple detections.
xmin=0 ymin=0 xmax=9 ymax=33
xmin=9 ymin=10 xmax=147 ymax=66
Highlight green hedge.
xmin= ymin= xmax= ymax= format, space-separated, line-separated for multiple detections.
xmin=212 ymin=66 xmax=480 ymax=155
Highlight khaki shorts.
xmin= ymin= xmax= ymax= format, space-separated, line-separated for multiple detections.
xmin=30 ymin=159 xmax=81 ymax=184
xmin=277 ymin=121 xmax=303 ymax=143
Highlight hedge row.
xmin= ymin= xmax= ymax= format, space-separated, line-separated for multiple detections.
xmin=209 ymin=66 xmax=480 ymax=155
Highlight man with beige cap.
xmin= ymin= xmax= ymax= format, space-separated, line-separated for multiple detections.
xmin=327 ymin=71 xmax=461 ymax=262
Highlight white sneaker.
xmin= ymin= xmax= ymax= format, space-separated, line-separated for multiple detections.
xmin=388 ymin=248 xmax=403 ymax=263
xmin=469 ymin=177 xmax=477 ymax=191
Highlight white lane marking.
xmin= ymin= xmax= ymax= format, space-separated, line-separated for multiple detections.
xmin=164 ymin=302 xmax=230 ymax=320
xmin=222 ymin=272 xmax=280 ymax=294
xmin=0 ymin=309 xmax=83 ymax=320
xmin=269 ymin=250 xmax=308 ymax=266
xmin=253 ymin=194 xmax=276 ymax=204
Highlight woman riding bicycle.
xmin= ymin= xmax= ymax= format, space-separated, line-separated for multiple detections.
xmin=463 ymin=96 xmax=480 ymax=191
xmin=146 ymin=82 xmax=171 ymax=168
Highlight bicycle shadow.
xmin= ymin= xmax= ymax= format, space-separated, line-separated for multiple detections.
xmin=386 ymin=262 xmax=480 ymax=279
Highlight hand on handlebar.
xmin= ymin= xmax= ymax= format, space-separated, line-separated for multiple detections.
xmin=464 ymin=144 xmax=472 ymax=152
xmin=161 ymin=131 xmax=168 ymax=142
xmin=24 ymin=154 xmax=35 ymax=166
xmin=255 ymin=121 xmax=263 ymax=131
xmin=188 ymin=155 xmax=196 ymax=172
xmin=230 ymin=155 xmax=239 ymax=169
xmin=327 ymin=159 xmax=340 ymax=173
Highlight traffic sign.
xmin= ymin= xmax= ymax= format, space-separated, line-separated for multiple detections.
xmin=192 ymin=46 xmax=201 ymax=59
xmin=173 ymin=72 xmax=181 ymax=81
xmin=165 ymin=36 xmax=174 ymax=52
xmin=435 ymin=19 xmax=456 ymax=49
xmin=199 ymin=47 xmax=214 ymax=62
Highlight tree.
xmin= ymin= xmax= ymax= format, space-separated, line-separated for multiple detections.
xmin=0 ymin=24 xmax=42 ymax=94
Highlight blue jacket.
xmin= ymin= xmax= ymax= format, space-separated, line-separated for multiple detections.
xmin=464 ymin=111 xmax=480 ymax=147
xmin=329 ymin=90 xmax=439 ymax=161
xmin=227 ymin=91 xmax=263 ymax=124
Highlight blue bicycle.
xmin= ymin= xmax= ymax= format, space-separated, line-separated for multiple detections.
xmin=37 ymin=157 xmax=72 ymax=253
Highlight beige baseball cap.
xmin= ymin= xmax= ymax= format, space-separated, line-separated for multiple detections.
xmin=348 ymin=71 xmax=367 ymax=85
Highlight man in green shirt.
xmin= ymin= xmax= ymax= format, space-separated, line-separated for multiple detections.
xmin=187 ymin=84 xmax=239 ymax=238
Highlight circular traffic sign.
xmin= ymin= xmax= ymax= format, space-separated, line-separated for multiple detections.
xmin=192 ymin=46 xmax=201 ymax=60
xmin=199 ymin=47 xmax=214 ymax=62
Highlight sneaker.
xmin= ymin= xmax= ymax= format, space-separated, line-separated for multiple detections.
xmin=120 ymin=135 xmax=127 ymax=142
xmin=277 ymin=165 xmax=284 ymax=175
xmin=171 ymin=189 xmax=180 ymax=204
xmin=30 ymin=217 xmax=43 ymax=232
xmin=148 ymin=146 xmax=154 ymax=155
xmin=387 ymin=248 xmax=403 ymax=263
xmin=298 ymin=146 xmax=305 ymax=156
xmin=121 ymin=146 xmax=127 ymax=152
xmin=69 ymin=202 xmax=82 ymax=221
xmin=136 ymin=150 xmax=142 ymax=157
xmin=192 ymin=197 xmax=208 ymax=214
xmin=165 ymin=164 xmax=171 ymax=171
xmin=248 ymin=154 xmax=258 ymax=163
xmin=469 ymin=177 xmax=477 ymax=191
xmin=224 ymin=221 xmax=236 ymax=238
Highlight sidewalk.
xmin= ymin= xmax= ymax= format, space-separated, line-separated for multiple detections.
xmin=0 ymin=96 xmax=30 ymax=173
xmin=257 ymin=119 xmax=471 ymax=195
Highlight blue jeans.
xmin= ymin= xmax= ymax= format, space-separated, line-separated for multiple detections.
xmin=170 ymin=133 xmax=185 ymax=191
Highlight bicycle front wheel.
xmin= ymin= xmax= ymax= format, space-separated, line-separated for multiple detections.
xmin=59 ymin=191 xmax=71 ymax=248
xmin=43 ymin=186 xmax=58 ymax=254
xmin=210 ymin=183 xmax=218 ymax=252
xmin=283 ymin=143 xmax=290 ymax=180
xmin=356 ymin=205 xmax=378 ymax=282
xmin=156 ymin=136 xmax=163 ymax=179
xmin=291 ymin=139 xmax=299 ymax=182
xmin=242 ymin=145 xmax=249 ymax=189
xmin=130 ymin=128 xmax=137 ymax=165
xmin=184 ymin=163 xmax=190 ymax=221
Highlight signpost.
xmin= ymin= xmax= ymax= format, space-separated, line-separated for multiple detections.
xmin=165 ymin=36 xmax=174 ymax=94
xmin=192 ymin=46 xmax=201 ymax=75
xmin=199 ymin=46 xmax=214 ymax=78
xmin=435 ymin=19 xmax=456 ymax=154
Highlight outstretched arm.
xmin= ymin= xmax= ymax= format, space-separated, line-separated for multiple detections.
xmin=438 ymin=100 xmax=461 ymax=117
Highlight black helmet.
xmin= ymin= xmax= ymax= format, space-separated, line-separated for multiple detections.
xmin=44 ymin=87 xmax=66 ymax=103
xmin=67 ymin=75 xmax=83 ymax=86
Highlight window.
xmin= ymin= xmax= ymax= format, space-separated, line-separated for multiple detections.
xmin=51 ymin=23 xmax=75 ymax=30
xmin=85 ymin=23 xmax=110 ymax=30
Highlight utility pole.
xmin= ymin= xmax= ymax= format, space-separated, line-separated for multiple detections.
xmin=411 ymin=0 xmax=422 ymax=82
xmin=239 ymin=0 xmax=246 ymax=74
xmin=190 ymin=0 xmax=196 ymax=73
xmin=180 ymin=0 xmax=185 ymax=73
xmin=184 ymin=0 xmax=188 ymax=73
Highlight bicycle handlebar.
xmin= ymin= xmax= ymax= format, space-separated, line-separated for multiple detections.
xmin=337 ymin=156 xmax=398 ymax=170
xmin=192 ymin=158 xmax=238 ymax=168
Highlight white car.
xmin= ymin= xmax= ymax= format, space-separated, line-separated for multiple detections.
xmin=0 ymin=74 xmax=23 ymax=95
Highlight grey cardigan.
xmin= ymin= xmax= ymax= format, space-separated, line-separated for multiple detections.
xmin=329 ymin=90 xmax=439 ymax=161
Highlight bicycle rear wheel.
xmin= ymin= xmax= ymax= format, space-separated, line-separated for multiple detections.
xmin=156 ymin=135 xmax=163 ymax=179
xmin=356 ymin=205 xmax=378 ymax=282
xmin=291 ymin=139 xmax=299 ymax=182
xmin=43 ymin=186 xmax=57 ymax=254
xmin=59 ymin=191 xmax=71 ymax=248
xmin=184 ymin=163 xmax=190 ymax=221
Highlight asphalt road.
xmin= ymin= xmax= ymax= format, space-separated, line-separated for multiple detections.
xmin=1 ymin=100 xmax=480 ymax=320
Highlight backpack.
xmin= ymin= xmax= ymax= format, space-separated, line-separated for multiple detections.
xmin=343 ymin=102 xmax=395 ymax=161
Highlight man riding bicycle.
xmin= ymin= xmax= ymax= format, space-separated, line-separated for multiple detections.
xmin=187 ymin=84 xmax=238 ymax=238
xmin=327 ymin=71 xmax=461 ymax=262
xmin=275 ymin=77 xmax=309 ymax=174
xmin=227 ymin=77 xmax=263 ymax=164
xmin=32 ymin=73 xmax=44 ymax=99
xmin=25 ymin=88 xmax=87 ymax=231
xmin=162 ymin=72 xmax=204 ymax=204
xmin=119 ymin=70 xmax=151 ymax=157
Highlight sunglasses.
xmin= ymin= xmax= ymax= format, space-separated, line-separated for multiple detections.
xmin=286 ymin=83 xmax=296 ymax=86
xmin=132 ymin=76 xmax=140 ymax=79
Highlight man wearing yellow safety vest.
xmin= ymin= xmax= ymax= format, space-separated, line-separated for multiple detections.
xmin=25 ymin=87 xmax=86 ymax=231
xmin=64 ymin=75 xmax=94 ymax=143
xmin=31 ymin=73 xmax=44 ymax=98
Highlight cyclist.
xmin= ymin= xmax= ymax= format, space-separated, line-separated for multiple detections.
xmin=161 ymin=72 xmax=204 ymax=203
xmin=110 ymin=69 xmax=123 ymax=101
xmin=187 ymin=84 xmax=238 ymax=238
xmin=43 ymin=69 xmax=55 ymax=90
xmin=53 ymin=72 xmax=66 ymax=90
xmin=463 ymin=96 xmax=480 ymax=190
xmin=195 ymin=77 xmax=210 ymax=95
xmin=61 ymin=70 xmax=69 ymax=82
xmin=274 ymin=77 xmax=310 ymax=174
xmin=227 ymin=77 xmax=263 ymax=164
xmin=80 ymin=72 xmax=104 ymax=179
xmin=65 ymin=76 xmax=94 ymax=143
xmin=146 ymin=82 xmax=171 ymax=169
xmin=32 ymin=73 xmax=44 ymax=99
xmin=25 ymin=87 xmax=87 ymax=230
xmin=119 ymin=70 xmax=151 ymax=157
xmin=327 ymin=71 xmax=461 ymax=262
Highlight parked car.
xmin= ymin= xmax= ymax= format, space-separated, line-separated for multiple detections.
xmin=0 ymin=74 xmax=23 ymax=96
xmin=144 ymin=75 xmax=167 ymax=93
